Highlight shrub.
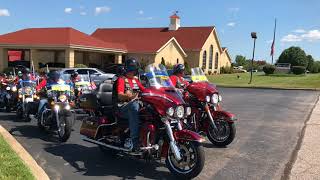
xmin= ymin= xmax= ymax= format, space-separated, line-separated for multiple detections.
xmin=263 ymin=65 xmax=276 ymax=75
xmin=220 ymin=66 xmax=234 ymax=74
xmin=74 ymin=64 xmax=88 ymax=68
xmin=208 ymin=71 xmax=212 ymax=75
xmin=291 ymin=66 xmax=306 ymax=75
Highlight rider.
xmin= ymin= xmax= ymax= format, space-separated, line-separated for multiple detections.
xmin=116 ymin=58 xmax=145 ymax=151
xmin=170 ymin=64 xmax=189 ymax=88
xmin=36 ymin=70 xmax=60 ymax=116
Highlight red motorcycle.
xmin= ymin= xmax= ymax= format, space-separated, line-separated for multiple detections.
xmin=183 ymin=67 xmax=237 ymax=147
xmin=79 ymin=65 xmax=205 ymax=179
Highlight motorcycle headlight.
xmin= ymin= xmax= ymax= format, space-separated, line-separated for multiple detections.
xmin=166 ymin=107 xmax=174 ymax=117
xmin=185 ymin=107 xmax=192 ymax=116
xmin=65 ymin=104 xmax=71 ymax=110
xmin=58 ymin=94 xmax=67 ymax=102
xmin=219 ymin=95 xmax=222 ymax=102
xmin=12 ymin=86 xmax=17 ymax=92
xmin=211 ymin=94 xmax=219 ymax=104
xmin=206 ymin=96 xmax=211 ymax=103
xmin=6 ymin=86 xmax=10 ymax=91
xmin=175 ymin=106 xmax=184 ymax=118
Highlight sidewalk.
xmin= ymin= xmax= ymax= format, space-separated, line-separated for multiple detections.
xmin=290 ymin=96 xmax=320 ymax=180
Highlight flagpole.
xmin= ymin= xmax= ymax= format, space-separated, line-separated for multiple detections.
xmin=271 ymin=19 xmax=277 ymax=64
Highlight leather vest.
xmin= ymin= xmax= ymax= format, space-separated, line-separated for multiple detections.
xmin=118 ymin=77 xmax=139 ymax=107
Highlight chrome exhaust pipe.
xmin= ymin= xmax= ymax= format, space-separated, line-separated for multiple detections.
xmin=82 ymin=136 xmax=131 ymax=152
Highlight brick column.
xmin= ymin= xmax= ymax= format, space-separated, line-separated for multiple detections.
xmin=65 ymin=48 xmax=75 ymax=68
xmin=0 ymin=48 xmax=8 ymax=72
xmin=114 ymin=54 xmax=122 ymax=64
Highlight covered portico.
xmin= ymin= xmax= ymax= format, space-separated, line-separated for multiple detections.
xmin=0 ymin=27 xmax=126 ymax=72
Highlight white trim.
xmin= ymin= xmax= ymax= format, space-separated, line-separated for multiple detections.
xmin=200 ymin=27 xmax=223 ymax=54
xmin=156 ymin=37 xmax=187 ymax=57
xmin=0 ymin=43 xmax=126 ymax=53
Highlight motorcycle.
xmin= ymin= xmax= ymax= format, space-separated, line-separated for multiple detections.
xmin=16 ymin=80 xmax=39 ymax=121
xmin=0 ymin=80 xmax=18 ymax=112
xmin=37 ymin=78 xmax=75 ymax=142
xmin=183 ymin=67 xmax=237 ymax=147
xmin=79 ymin=64 xmax=205 ymax=179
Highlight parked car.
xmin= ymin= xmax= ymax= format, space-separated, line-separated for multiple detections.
xmin=60 ymin=68 xmax=114 ymax=85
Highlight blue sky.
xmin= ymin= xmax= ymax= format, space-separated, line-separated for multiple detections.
xmin=0 ymin=0 xmax=320 ymax=63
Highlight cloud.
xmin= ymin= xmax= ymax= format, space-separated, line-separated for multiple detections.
xmin=95 ymin=6 xmax=111 ymax=16
xmin=80 ymin=12 xmax=87 ymax=16
xmin=137 ymin=16 xmax=153 ymax=21
xmin=0 ymin=9 xmax=10 ymax=16
xmin=281 ymin=29 xmax=320 ymax=43
xmin=64 ymin=8 xmax=72 ymax=14
xmin=281 ymin=34 xmax=302 ymax=42
xmin=301 ymin=30 xmax=320 ymax=41
xmin=227 ymin=22 xmax=236 ymax=27
xmin=293 ymin=29 xmax=306 ymax=33
xmin=138 ymin=10 xmax=144 ymax=15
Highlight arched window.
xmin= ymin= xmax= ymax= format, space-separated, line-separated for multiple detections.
xmin=209 ymin=45 xmax=213 ymax=69
xmin=202 ymin=50 xmax=207 ymax=69
xmin=177 ymin=58 xmax=179 ymax=64
xmin=215 ymin=52 xmax=219 ymax=69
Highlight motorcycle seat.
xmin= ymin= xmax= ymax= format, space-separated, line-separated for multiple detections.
xmin=96 ymin=82 xmax=113 ymax=107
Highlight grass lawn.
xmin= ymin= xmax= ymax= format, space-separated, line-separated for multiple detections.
xmin=207 ymin=73 xmax=320 ymax=89
xmin=0 ymin=134 xmax=34 ymax=180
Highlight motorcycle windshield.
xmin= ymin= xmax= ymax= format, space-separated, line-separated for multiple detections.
xmin=20 ymin=80 xmax=36 ymax=87
xmin=144 ymin=64 xmax=173 ymax=89
xmin=191 ymin=67 xmax=208 ymax=82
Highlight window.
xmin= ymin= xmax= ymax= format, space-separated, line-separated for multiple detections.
xmin=77 ymin=69 xmax=98 ymax=75
xmin=177 ymin=58 xmax=179 ymax=64
xmin=209 ymin=45 xmax=213 ymax=69
xmin=215 ymin=52 xmax=219 ymax=69
xmin=202 ymin=50 xmax=207 ymax=69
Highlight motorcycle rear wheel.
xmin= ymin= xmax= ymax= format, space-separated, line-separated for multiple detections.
xmin=166 ymin=141 xmax=205 ymax=179
xmin=58 ymin=115 xmax=73 ymax=142
xmin=207 ymin=121 xmax=236 ymax=147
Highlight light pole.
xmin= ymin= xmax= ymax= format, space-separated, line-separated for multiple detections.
xmin=249 ymin=32 xmax=257 ymax=84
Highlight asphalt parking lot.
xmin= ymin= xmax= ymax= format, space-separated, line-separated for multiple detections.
xmin=0 ymin=88 xmax=318 ymax=180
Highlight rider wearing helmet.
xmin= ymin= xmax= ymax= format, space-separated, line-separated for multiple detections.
xmin=170 ymin=64 xmax=189 ymax=88
xmin=36 ymin=70 xmax=61 ymax=116
xmin=116 ymin=58 xmax=145 ymax=151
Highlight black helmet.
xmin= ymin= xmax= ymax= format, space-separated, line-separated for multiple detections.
xmin=22 ymin=68 xmax=30 ymax=74
xmin=124 ymin=58 xmax=139 ymax=73
xmin=173 ymin=64 xmax=185 ymax=74
xmin=48 ymin=70 xmax=60 ymax=81
xmin=71 ymin=71 xmax=78 ymax=79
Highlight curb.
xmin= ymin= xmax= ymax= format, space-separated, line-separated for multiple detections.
xmin=217 ymin=85 xmax=320 ymax=91
xmin=0 ymin=125 xmax=50 ymax=180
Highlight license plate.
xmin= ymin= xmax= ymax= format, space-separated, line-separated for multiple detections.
xmin=25 ymin=97 xmax=33 ymax=103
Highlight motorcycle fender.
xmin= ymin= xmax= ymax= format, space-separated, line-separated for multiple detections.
xmin=211 ymin=110 xmax=237 ymax=123
xmin=174 ymin=129 xmax=205 ymax=143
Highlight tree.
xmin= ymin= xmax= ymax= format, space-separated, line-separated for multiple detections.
xmin=184 ymin=61 xmax=191 ymax=75
xmin=306 ymin=55 xmax=314 ymax=71
xmin=235 ymin=55 xmax=247 ymax=66
xmin=277 ymin=46 xmax=308 ymax=67
xmin=160 ymin=58 xmax=166 ymax=66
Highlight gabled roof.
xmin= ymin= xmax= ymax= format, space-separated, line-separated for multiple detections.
xmin=92 ymin=26 xmax=215 ymax=53
xmin=222 ymin=47 xmax=232 ymax=62
xmin=157 ymin=37 xmax=187 ymax=57
xmin=0 ymin=27 xmax=126 ymax=52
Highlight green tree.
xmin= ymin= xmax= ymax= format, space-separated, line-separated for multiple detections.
xmin=306 ymin=55 xmax=314 ymax=71
xmin=235 ymin=55 xmax=246 ymax=66
xmin=184 ymin=61 xmax=191 ymax=75
xmin=277 ymin=46 xmax=308 ymax=67
xmin=160 ymin=58 xmax=166 ymax=66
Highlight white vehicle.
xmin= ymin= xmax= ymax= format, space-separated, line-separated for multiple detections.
xmin=60 ymin=68 xmax=114 ymax=85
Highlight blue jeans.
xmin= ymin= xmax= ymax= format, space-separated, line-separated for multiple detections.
xmin=38 ymin=99 xmax=48 ymax=115
xmin=119 ymin=101 xmax=140 ymax=146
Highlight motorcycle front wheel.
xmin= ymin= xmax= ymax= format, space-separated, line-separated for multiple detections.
xmin=166 ymin=141 xmax=205 ymax=179
xmin=207 ymin=120 xmax=236 ymax=147
xmin=57 ymin=114 xmax=73 ymax=142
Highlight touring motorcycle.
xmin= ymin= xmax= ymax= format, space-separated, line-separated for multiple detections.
xmin=79 ymin=64 xmax=205 ymax=179
xmin=183 ymin=67 xmax=237 ymax=147
xmin=37 ymin=78 xmax=74 ymax=142
xmin=0 ymin=79 xmax=18 ymax=112
xmin=16 ymin=80 xmax=39 ymax=121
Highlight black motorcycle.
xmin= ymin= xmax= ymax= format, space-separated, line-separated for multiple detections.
xmin=37 ymin=80 xmax=75 ymax=142
xmin=16 ymin=80 xmax=39 ymax=121
xmin=0 ymin=81 xmax=18 ymax=112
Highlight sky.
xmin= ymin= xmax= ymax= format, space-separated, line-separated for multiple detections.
xmin=0 ymin=0 xmax=320 ymax=63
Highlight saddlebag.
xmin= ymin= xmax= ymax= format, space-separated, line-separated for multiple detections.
xmin=80 ymin=116 xmax=100 ymax=139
